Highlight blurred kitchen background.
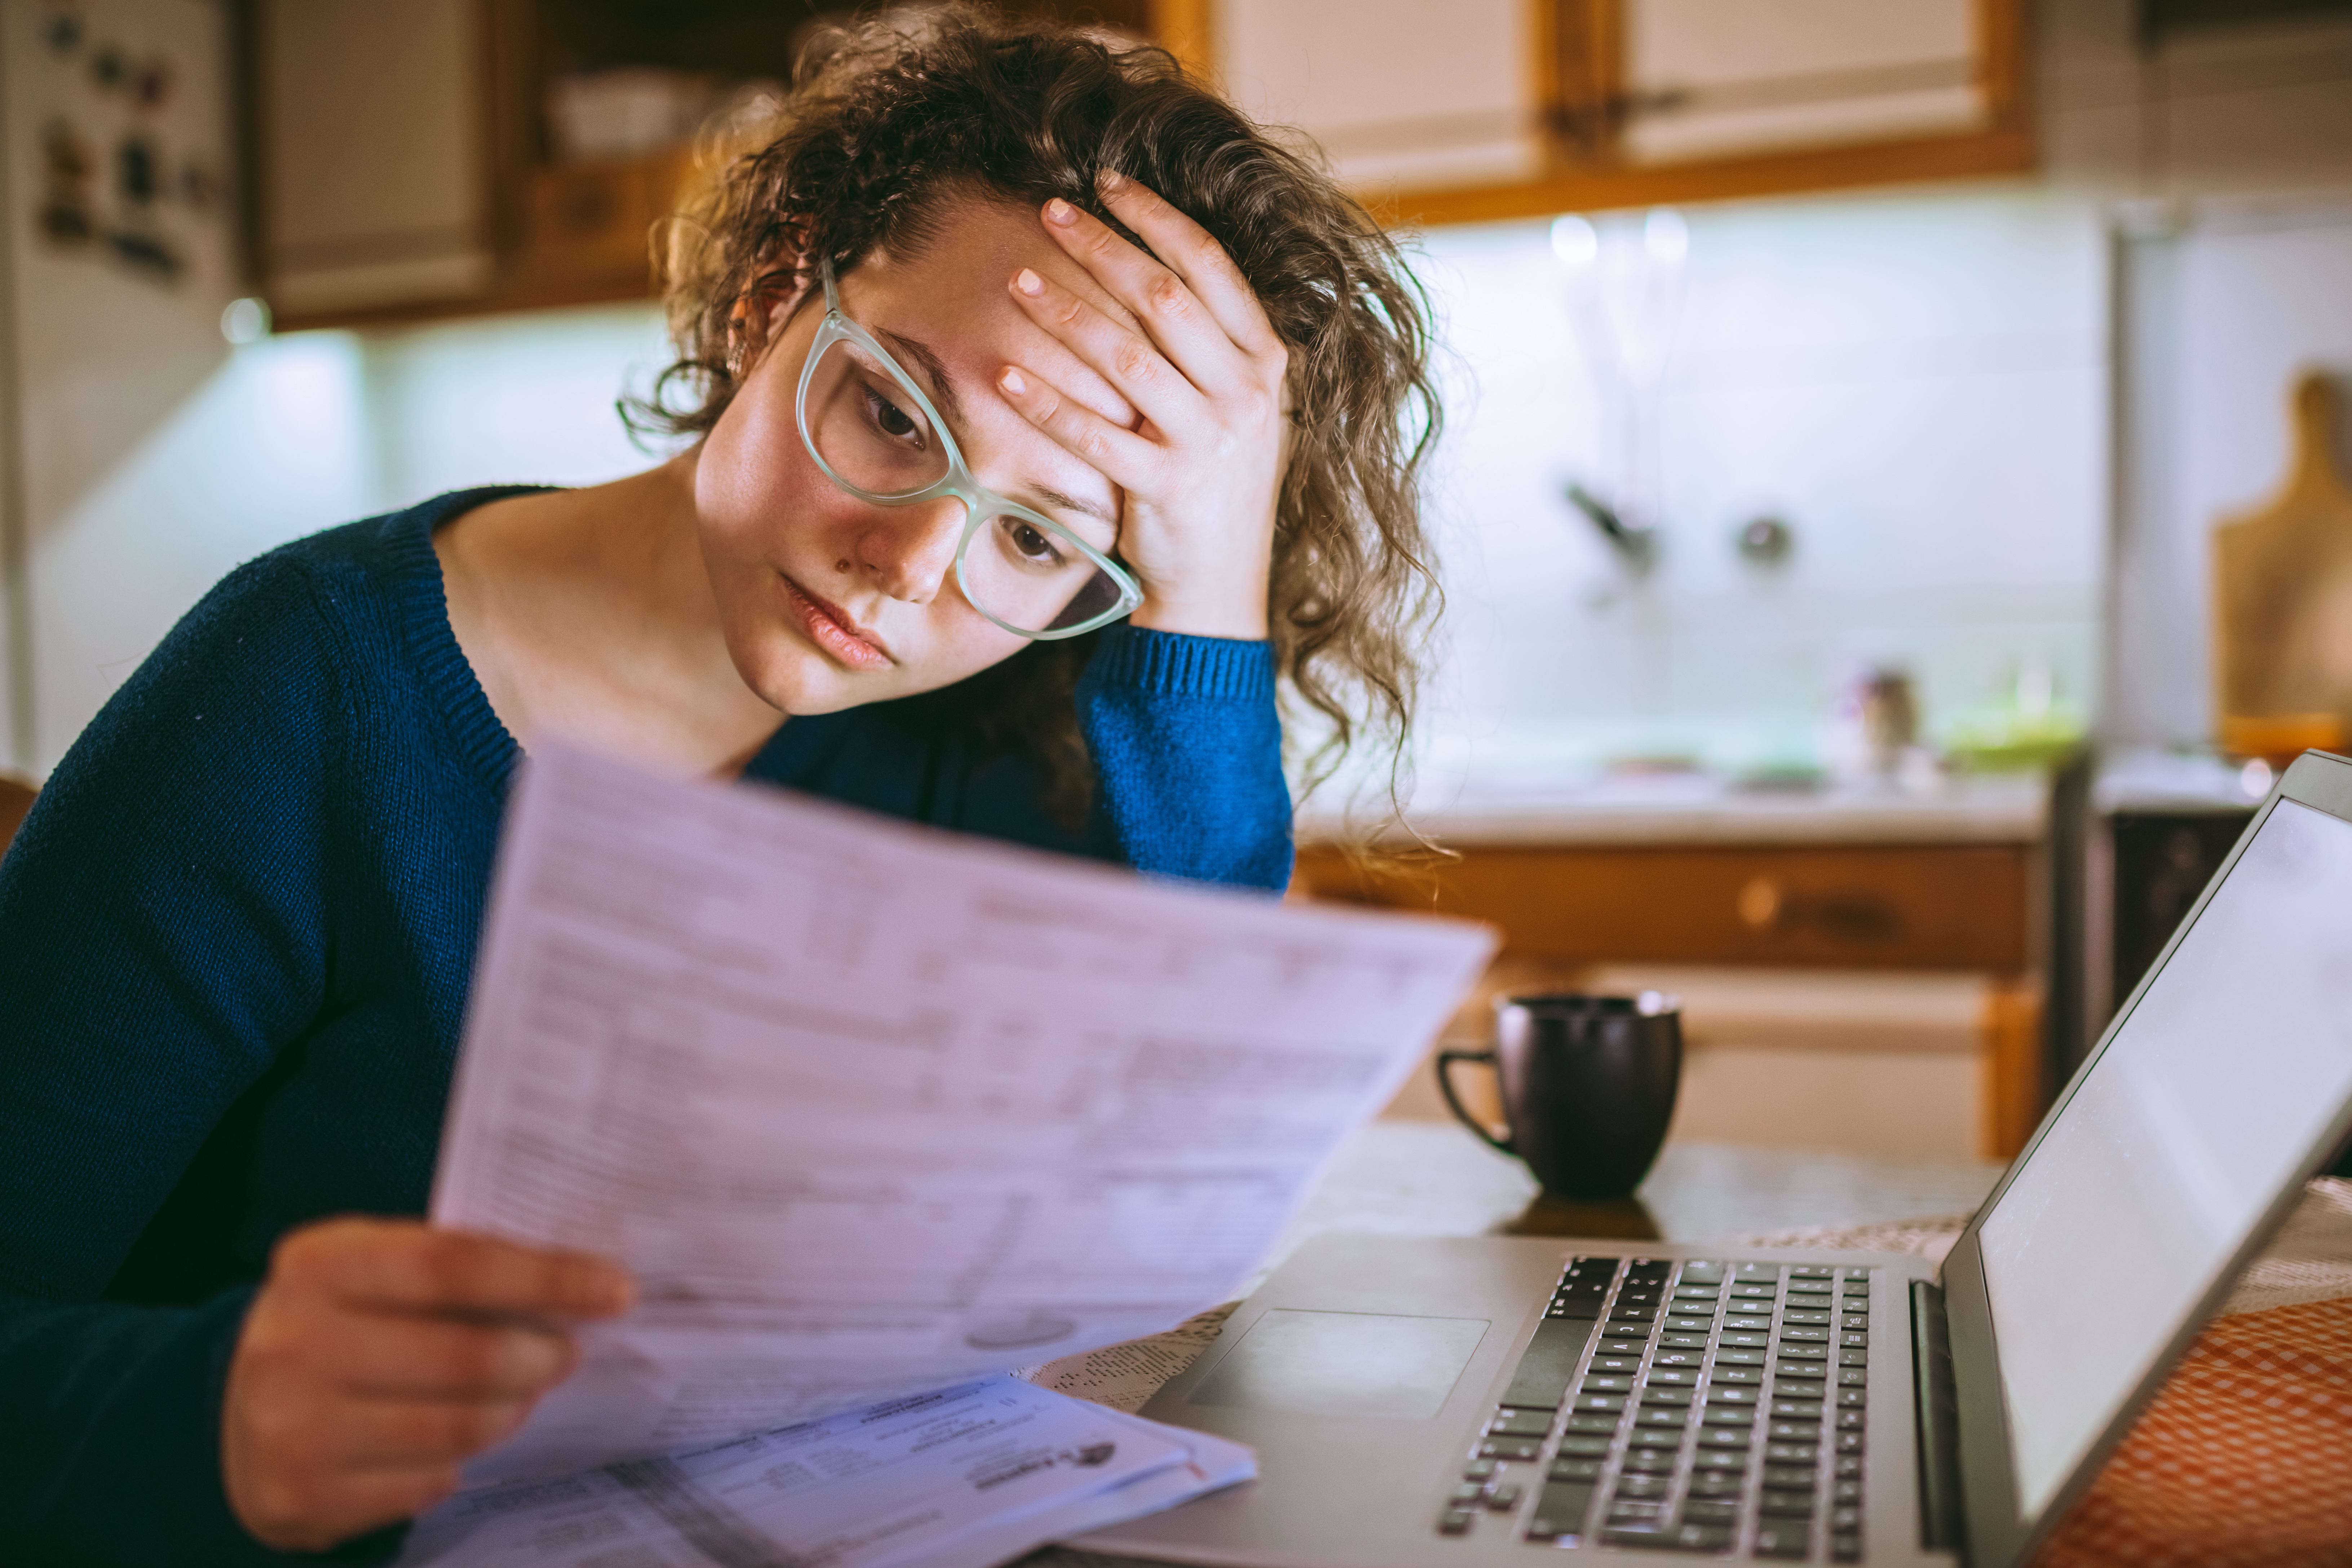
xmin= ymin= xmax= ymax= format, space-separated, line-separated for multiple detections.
xmin=4 ymin=0 xmax=2352 ymax=1176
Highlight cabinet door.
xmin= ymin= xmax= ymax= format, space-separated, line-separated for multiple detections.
xmin=257 ymin=0 xmax=493 ymax=318
xmin=1213 ymin=0 xmax=1546 ymax=191
xmin=1618 ymin=0 xmax=1987 ymax=163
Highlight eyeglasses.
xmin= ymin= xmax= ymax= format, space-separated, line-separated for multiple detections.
xmin=793 ymin=257 xmax=1142 ymax=640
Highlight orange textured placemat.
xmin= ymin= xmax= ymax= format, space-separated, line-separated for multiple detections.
xmin=2031 ymin=1294 xmax=2352 ymax=1568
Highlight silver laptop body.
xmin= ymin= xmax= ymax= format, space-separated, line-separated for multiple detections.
xmin=1078 ymin=751 xmax=2352 ymax=1568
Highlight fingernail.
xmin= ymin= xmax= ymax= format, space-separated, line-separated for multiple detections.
xmin=1097 ymin=168 xmax=1127 ymax=193
xmin=999 ymin=366 xmax=1027 ymax=396
xmin=1013 ymin=268 xmax=1044 ymax=297
xmin=1044 ymin=198 xmax=1078 ymax=227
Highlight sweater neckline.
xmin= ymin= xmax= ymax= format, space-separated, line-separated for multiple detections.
xmin=385 ymin=487 xmax=545 ymax=796
xmin=383 ymin=487 xmax=826 ymax=798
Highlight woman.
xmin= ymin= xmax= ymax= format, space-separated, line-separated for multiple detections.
xmin=0 ymin=9 xmax=1438 ymax=1562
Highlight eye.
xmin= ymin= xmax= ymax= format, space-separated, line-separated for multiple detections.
xmin=859 ymin=381 xmax=926 ymax=446
xmin=1002 ymin=517 xmax=1067 ymax=567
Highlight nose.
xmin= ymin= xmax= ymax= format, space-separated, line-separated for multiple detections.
xmin=854 ymin=497 xmax=967 ymax=604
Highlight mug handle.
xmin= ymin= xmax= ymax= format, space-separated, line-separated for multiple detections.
xmin=1434 ymin=1048 xmax=1515 ymax=1155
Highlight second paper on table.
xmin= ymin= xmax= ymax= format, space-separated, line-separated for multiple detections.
xmin=433 ymin=740 xmax=1495 ymax=1485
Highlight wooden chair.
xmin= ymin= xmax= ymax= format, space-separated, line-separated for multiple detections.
xmin=0 ymin=773 xmax=35 ymax=860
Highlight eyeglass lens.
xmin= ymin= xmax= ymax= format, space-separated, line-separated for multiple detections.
xmin=803 ymin=334 xmax=1124 ymax=636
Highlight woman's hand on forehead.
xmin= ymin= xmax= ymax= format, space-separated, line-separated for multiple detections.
xmin=994 ymin=172 xmax=1286 ymax=641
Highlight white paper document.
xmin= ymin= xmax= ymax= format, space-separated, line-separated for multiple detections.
xmin=397 ymin=1376 xmax=1256 ymax=1568
xmin=433 ymin=740 xmax=1495 ymax=1484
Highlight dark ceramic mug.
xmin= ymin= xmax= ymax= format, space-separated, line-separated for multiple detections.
xmin=1435 ymin=991 xmax=1683 ymax=1199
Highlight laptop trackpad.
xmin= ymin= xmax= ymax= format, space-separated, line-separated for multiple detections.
xmin=1189 ymin=1309 xmax=1490 ymax=1420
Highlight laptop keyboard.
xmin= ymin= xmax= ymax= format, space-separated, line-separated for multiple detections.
xmin=1435 ymin=1256 xmax=1873 ymax=1560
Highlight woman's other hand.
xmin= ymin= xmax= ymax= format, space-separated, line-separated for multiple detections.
xmin=1000 ymin=172 xmax=1288 ymax=641
xmin=221 ymin=1217 xmax=635 ymax=1552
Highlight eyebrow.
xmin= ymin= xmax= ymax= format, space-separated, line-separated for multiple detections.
xmin=874 ymin=327 xmax=1118 ymax=531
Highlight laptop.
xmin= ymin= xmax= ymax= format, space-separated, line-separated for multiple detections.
xmin=1075 ymin=750 xmax=2352 ymax=1568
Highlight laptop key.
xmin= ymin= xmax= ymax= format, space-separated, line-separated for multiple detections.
xmin=1550 ymin=1458 xmax=1603 ymax=1482
xmin=1490 ymin=1410 xmax=1551 ymax=1438
xmin=1618 ymin=1475 xmax=1671 ymax=1498
xmin=1500 ymin=1318 xmax=1598 ymax=1410
xmin=1481 ymin=1439 xmax=1543 ymax=1461
xmin=1649 ymin=1369 xmax=1702 ymax=1386
xmin=1763 ymin=1466 xmax=1817 ymax=1489
xmin=1831 ymin=1533 xmax=1862 ymax=1564
xmin=1463 ymin=1459 xmax=1498 ymax=1480
xmin=1691 ymin=1451 xmax=1748 ymax=1473
xmin=1837 ymin=1388 xmax=1866 ymax=1408
xmin=1765 ymin=1443 xmax=1819 ymax=1465
xmin=1436 ymin=1508 xmax=1474 ymax=1536
xmin=1836 ymin=1369 xmax=1867 ymax=1387
xmin=1767 ymin=1422 xmax=1820 ymax=1441
xmin=1839 ymin=1350 xmax=1868 ymax=1368
xmin=1630 ymin=1429 xmax=1682 ymax=1450
xmin=1751 ymin=1523 xmax=1811 ymax=1559
xmin=1835 ymin=1457 xmax=1864 ymax=1479
xmin=1487 ymin=1484 xmax=1522 ymax=1510
xmin=1837 ymin=1410 xmax=1865 ymax=1430
xmin=1663 ymin=1332 xmax=1711 ymax=1349
xmin=1759 ymin=1490 xmax=1815 ymax=1518
xmin=1701 ymin=1406 xmax=1754 ymax=1426
xmin=1722 ymin=1331 xmax=1770 ymax=1349
xmin=1611 ymin=1500 xmax=1668 ymax=1523
xmin=1601 ymin=1521 xmax=1733 ymax=1552
xmin=1626 ymin=1451 xmax=1678 ymax=1474
xmin=1833 ymin=1480 xmax=1862 ymax=1503
xmin=1683 ymin=1500 xmax=1740 ymax=1527
xmin=1772 ymin=1399 xmax=1823 ymax=1419
xmin=1642 ymin=1387 xmax=1696 ymax=1406
xmin=1577 ymin=1395 xmax=1626 ymax=1413
xmin=1525 ymin=1483 xmax=1595 ymax=1540
xmin=1715 ymin=1366 xmax=1764 ymax=1385
xmin=1708 ymin=1386 xmax=1760 ymax=1405
xmin=1637 ymin=1408 xmax=1689 ymax=1428
xmin=1584 ymin=1375 xmax=1634 ymax=1393
xmin=1557 ymin=1436 xmax=1613 ymax=1457
xmin=1716 ymin=1349 xmax=1765 ymax=1366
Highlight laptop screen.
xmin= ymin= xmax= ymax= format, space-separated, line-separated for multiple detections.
xmin=1976 ymin=797 xmax=2352 ymax=1519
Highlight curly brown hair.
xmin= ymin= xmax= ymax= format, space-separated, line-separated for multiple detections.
xmin=636 ymin=3 xmax=1440 ymax=830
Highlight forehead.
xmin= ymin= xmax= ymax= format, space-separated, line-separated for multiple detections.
xmin=836 ymin=196 xmax=1142 ymax=361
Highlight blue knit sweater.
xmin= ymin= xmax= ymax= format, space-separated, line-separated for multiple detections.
xmin=0 ymin=487 xmax=1291 ymax=1565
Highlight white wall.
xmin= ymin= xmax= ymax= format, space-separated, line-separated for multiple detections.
xmin=2 ymin=0 xmax=239 ymax=772
xmin=16 ymin=301 xmax=672 ymax=773
xmin=1406 ymin=187 xmax=2108 ymax=785
xmin=2109 ymin=212 xmax=2352 ymax=748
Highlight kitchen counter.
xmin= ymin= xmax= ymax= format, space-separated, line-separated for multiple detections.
xmin=1299 ymin=771 xmax=2047 ymax=848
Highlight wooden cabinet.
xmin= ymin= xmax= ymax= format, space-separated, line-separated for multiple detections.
xmin=252 ymin=0 xmax=496 ymax=319
xmin=1297 ymin=840 xmax=2032 ymax=972
xmin=253 ymin=0 xmax=1160 ymax=330
xmin=251 ymin=0 xmax=2032 ymax=329
xmin=1191 ymin=0 xmax=2032 ymax=226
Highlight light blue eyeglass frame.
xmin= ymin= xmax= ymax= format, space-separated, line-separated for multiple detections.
xmin=794 ymin=256 xmax=1142 ymax=640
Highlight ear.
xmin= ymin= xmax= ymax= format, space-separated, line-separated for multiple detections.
xmin=725 ymin=264 xmax=813 ymax=377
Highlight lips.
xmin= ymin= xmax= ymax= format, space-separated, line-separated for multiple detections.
xmin=780 ymin=575 xmax=893 ymax=671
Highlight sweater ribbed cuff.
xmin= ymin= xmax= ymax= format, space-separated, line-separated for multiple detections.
xmin=1086 ymin=624 xmax=1274 ymax=701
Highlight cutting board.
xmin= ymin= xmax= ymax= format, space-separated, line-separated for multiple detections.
xmin=2211 ymin=372 xmax=2352 ymax=761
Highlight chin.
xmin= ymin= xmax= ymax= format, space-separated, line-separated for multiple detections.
xmin=735 ymin=639 xmax=880 ymax=717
